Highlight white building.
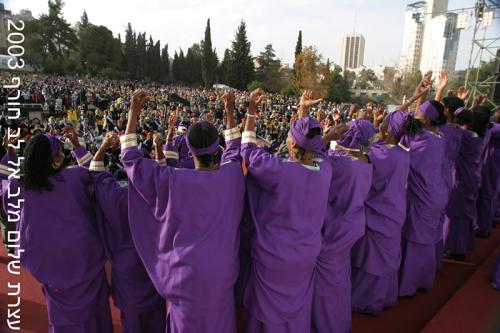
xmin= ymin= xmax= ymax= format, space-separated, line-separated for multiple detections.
xmin=341 ymin=33 xmax=365 ymax=71
xmin=419 ymin=12 xmax=460 ymax=78
xmin=400 ymin=0 xmax=460 ymax=78
xmin=400 ymin=1 xmax=426 ymax=74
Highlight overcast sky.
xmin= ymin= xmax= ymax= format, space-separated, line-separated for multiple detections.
xmin=5 ymin=0 xmax=499 ymax=70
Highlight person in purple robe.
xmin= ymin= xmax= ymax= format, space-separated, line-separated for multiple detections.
xmin=491 ymin=253 xmax=500 ymax=291
xmin=120 ymin=90 xmax=245 ymax=333
xmin=241 ymin=89 xmax=334 ymax=333
xmin=0 ymin=130 xmax=112 ymax=333
xmin=162 ymin=120 xmax=195 ymax=169
xmin=445 ymin=107 xmax=490 ymax=260
xmin=435 ymin=96 xmax=465 ymax=269
xmin=350 ymin=87 xmax=429 ymax=316
xmin=87 ymin=132 xmax=166 ymax=333
xmin=312 ymin=118 xmax=373 ymax=333
xmin=475 ymin=108 xmax=499 ymax=238
xmin=398 ymin=90 xmax=449 ymax=297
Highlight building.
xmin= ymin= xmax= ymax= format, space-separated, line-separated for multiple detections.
xmin=399 ymin=1 xmax=426 ymax=74
xmin=0 ymin=3 xmax=12 ymax=51
xmin=400 ymin=0 xmax=460 ymax=78
xmin=419 ymin=12 xmax=460 ymax=78
xmin=340 ymin=33 xmax=365 ymax=71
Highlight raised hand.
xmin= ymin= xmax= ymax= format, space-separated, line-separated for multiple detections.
xmin=3 ymin=130 xmax=18 ymax=157
xmin=153 ymin=133 xmax=164 ymax=147
xmin=457 ymin=86 xmax=470 ymax=102
xmin=437 ymin=71 xmax=448 ymax=90
xmin=473 ymin=93 xmax=488 ymax=107
xmin=63 ymin=126 xmax=81 ymax=149
xmin=249 ymin=88 xmax=266 ymax=111
xmin=299 ymin=90 xmax=323 ymax=117
xmin=323 ymin=123 xmax=349 ymax=143
xmin=131 ymin=90 xmax=149 ymax=114
xmin=102 ymin=131 xmax=119 ymax=148
xmin=166 ymin=115 xmax=177 ymax=142
xmin=223 ymin=91 xmax=236 ymax=113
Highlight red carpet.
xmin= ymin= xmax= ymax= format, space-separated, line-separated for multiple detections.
xmin=1 ymin=227 xmax=499 ymax=333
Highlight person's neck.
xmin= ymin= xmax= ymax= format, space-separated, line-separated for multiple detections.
xmin=195 ymin=163 xmax=219 ymax=171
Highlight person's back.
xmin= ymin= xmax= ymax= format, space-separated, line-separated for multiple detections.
xmin=1 ymin=135 xmax=112 ymax=332
xmin=121 ymin=90 xmax=245 ymax=333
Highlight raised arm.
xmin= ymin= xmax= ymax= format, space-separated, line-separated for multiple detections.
xmin=435 ymin=71 xmax=448 ymax=102
xmin=0 ymin=130 xmax=19 ymax=180
xmin=64 ymin=126 xmax=93 ymax=168
xmin=121 ymin=90 xmax=172 ymax=207
xmin=298 ymin=89 xmax=323 ymax=118
xmin=162 ymin=115 xmax=180 ymax=167
xmin=222 ymin=91 xmax=242 ymax=163
xmin=399 ymin=81 xmax=432 ymax=111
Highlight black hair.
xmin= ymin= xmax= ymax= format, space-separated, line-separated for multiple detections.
xmin=471 ymin=106 xmax=492 ymax=137
xmin=429 ymin=100 xmax=447 ymax=127
xmin=187 ymin=121 xmax=219 ymax=167
xmin=21 ymin=134 xmax=59 ymax=192
xmin=442 ymin=96 xmax=465 ymax=115
xmin=403 ymin=116 xmax=423 ymax=137
xmin=296 ymin=127 xmax=322 ymax=160
xmin=455 ymin=108 xmax=473 ymax=126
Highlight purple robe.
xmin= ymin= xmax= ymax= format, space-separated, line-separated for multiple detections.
xmin=163 ymin=134 xmax=195 ymax=169
xmin=0 ymin=154 xmax=112 ymax=332
xmin=92 ymin=171 xmax=166 ymax=332
xmin=312 ymin=149 xmax=372 ymax=333
xmin=399 ymin=129 xmax=447 ymax=296
xmin=476 ymin=124 xmax=500 ymax=237
xmin=241 ymin=133 xmax=332 ymax=333
xmin=121 ymin=134 xmax=244 ymax=333
xmin=437 ymin=123 xmax=464 ymax=267
xmin=491 ymin=253 xmax=500 ymax=290
xmin=445 ymin=130 xmax=484 ymax=255
xmin=351 ymin=142 xmax=410 ymax=315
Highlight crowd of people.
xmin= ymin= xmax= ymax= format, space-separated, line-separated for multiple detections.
xmin=0 ymin=70 xmax=499 ymax=333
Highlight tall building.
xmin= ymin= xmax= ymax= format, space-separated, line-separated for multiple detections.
xmin=341 ymin=33 xmax=365 ymax=71
xmin=399 ymin=1 xmax=426 ymax=74
xmin=419 ymin=12 xmax=460 ymax=78
xmin=0 ymin=3 xmax=12 ymax=51
xmin=400 ymin=0 xmax=459 ymax=77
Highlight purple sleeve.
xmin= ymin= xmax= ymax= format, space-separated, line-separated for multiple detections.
xmin=162 ymin=143 xmax=180 ymax=167
xmin=72 ymin=147 xmax=93 ymax=168
xmin=90 ymin=170 xmax=127 ymax=219
xmin=120 ymin=134 xmax=172 ymax=207
xmin=240 ymin=131 xmax=281 ymax=188
xmin=222 ymin=127 xmax=242 ymax=163
xmin=0 ymin=155 xmax=16 ymax=180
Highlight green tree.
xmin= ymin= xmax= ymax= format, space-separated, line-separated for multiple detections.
xmin=123 ymin=23 xmax=137 ymax=78
xmin=327 ymin=65 xmax=351 ymax=103
xmin=295 ymin=30 xmax=302 ymax=58
xmin=202 ymin=19 xmax=217 ymax=88
xmin=161 ymin=44 xmax=170 ymax=81
xmin=256 ymin=44 xmax=289 ymax=93
xmin=218 ymin=49 xmax=232 ymax=84
xmin=356 ymin=69 xmax=378 ymax=89
xmin=33 ymin=0 xmax=77 ymax=73
xmin=227 ymin=20 xmax=254 ymax=90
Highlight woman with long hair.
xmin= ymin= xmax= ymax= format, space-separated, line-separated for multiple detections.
xmin=0 ymin=130 xmax=112 ymax=333
xmin=398 ymin=77 xmax=448 ymax=297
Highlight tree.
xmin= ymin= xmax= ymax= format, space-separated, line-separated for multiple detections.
xmin=294 ymin=46 xmax=330 ymax=97
xmin=161 ymin=44 xmax=170 ymax=81
xmin=218 ymin=49 xmax=232 ymax=84
xmin=295 ymin=30 xmax=302 ymax=58
xmin=227 ymin=20 xmax=254 ymax=90
xmin=202 ymin=19 xmax=217 ymax=88
xmin=31 ymin=0 xmax=77 ymax=73
xmin=80 ymin=10 xmax=89 ymax=29
xmin=356 ymin=69 xmax=378 ymax=89
xmin=256 ymin=44 xmax=289 ymax=93
xmin=327 ymin=65 xmax=351 ymax=103
xmin=123 ymin=23 xmax=137 ymax=78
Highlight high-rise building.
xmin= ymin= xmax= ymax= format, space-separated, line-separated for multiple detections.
xmin=399 ymin=1 xmax=426 ymax=74
xmin=419 ymin=12 xmax=460 ymax=78
xmin=0 ymin=3 xmax=12 ymax=51
xmin=400 ymin=0 xmax=460 ymax=77
xmin=341 ymin=33 xmax=365 ymax=71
